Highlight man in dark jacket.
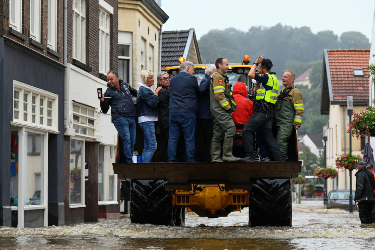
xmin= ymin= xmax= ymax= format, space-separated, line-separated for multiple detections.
xmin=99 ymin=71 xmax=137 ymax=163
xmin=156 ymin=71 xmax=170 ymax=162
xmin=355 ymin=161 xmax=375 ymax=224
xmin=168 ymin=61 xmax=199 ymax=162
xmin=195 ymin=64 xmax=216 ymax=162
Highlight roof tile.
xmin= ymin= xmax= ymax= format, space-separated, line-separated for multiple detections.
xmin=327 ymin=49 xmax=370 ymax=101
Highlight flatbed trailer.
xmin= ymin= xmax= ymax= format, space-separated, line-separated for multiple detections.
xmin=114 ymin=161 xmax=301 ymax=227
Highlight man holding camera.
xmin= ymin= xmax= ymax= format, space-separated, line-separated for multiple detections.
xmin=243 ymin=55 xmax=283 ymax=162
xmin=99 ymin=71 xmax=137 ymax=163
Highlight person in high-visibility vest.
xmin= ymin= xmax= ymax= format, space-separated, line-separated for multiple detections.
xmin=243 ymin=55 xmax=283 ymax=162
xmin=209 ymin=58 xmax=241 ymax=162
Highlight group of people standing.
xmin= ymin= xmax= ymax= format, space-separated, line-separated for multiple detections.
xmin=99 ymin=55 xmax=304 ymax=163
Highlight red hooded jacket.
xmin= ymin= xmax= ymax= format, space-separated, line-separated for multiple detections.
xmin=232 ymin=82 xmax=253 ymax=132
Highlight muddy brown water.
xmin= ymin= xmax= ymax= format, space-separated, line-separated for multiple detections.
xmin=1 ymin=201 xmax=375 ymax=250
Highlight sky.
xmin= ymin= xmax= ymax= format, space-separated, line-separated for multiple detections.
xmin=161 ymin=0 xmax=375 ymax=42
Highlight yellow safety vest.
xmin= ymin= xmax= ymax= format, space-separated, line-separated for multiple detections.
xmin=255 ymin=74 xmax=279 ymax=104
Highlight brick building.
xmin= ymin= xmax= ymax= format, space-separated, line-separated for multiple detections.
xmin=64 ymin=0 xmax=120 ymax=225
xmin=0 ymin=0 xmax=65 ymax=228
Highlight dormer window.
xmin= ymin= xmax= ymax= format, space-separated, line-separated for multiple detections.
xmin=353 ymin=68 xmax=364 ymax=77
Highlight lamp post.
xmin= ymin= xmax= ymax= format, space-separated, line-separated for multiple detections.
xmin=323 ymin=126 xmax=328 ymax=208
xmin=347 ymin=96 xmax=354 ymax=213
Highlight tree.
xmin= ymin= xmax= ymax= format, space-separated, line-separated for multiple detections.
xmin=340 ymin=31 xmax=370 ymax=49
xmin=299 ymin=146 xmax=319 ymax=176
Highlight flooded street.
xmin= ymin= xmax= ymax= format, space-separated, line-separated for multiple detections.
xmin=1 ymin=201 xmax=375 ymax=249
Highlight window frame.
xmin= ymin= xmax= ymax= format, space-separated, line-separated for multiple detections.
xmin=30 ymin=0 xmax=41 ymax=42
xmin=12 ymin=81 xmax=59 ymax=134
xmin=11 ymin=127 xmax=49 ymax=228
xmin=69 ymin=138 xmax=86 ymax=208
xmin=118 ymin=43 xmax=131 ymax=83
xmin=99 ymin=8 xmax=110 ymax=74
xmin=141 ymin=38 xmax=146 ymax=71
xmin=148 ymin=44 xmax=154 ymax=72
xmin=71 ymin=102 xmax=97 ymax=139
xmin=47 ymin=0 xmax=57 ymax=50
xmin=73 ymin=0 xmax=86 ymax=63
xmin=9 ymin=0 xmax=22 ymax=32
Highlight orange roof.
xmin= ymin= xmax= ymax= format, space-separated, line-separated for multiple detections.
xmin=295 ymin=69 xmax=311 ymax=82
xmin=327 ymin=49 xmax=370 ymax=101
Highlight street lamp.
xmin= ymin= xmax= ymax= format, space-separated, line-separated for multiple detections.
xmin=323 ymin=126 xmax=328 ymax=208
xmin=347 ymin=96 xmax=354 ymax=214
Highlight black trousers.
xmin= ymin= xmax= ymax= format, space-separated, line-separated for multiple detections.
xmin=358 ymin=201 xmax=373 ymax=224
xmin=195 ymin=119 xmax=213 ymax=162
xmin=243 ymin=112 xmax=284 ymax=161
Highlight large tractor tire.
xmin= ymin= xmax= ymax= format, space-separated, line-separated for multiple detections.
xmin=249 ymin=179 xmax=292 ymax=227
xmin=130 ymin=180 xmax=185 ymax=226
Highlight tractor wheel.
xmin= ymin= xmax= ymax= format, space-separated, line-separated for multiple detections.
xmin=130 ymin=180 xmax=174 ymax=225
xmin=249 ymin=179 xmax=292 ymax=227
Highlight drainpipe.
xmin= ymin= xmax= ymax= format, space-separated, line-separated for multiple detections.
xmin=64 ymin=0 xmax=68 ymax=130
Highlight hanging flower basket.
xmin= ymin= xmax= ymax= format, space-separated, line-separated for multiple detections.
xmin=314 ymin=166 xmax=338 ymax=179
xmin=348 ymin=104 xmax=375 ymax=138
xmin=335 ymin=153 xmax=363 ymax=171
xmin=291 ymin=175 xmax=306 ymax=185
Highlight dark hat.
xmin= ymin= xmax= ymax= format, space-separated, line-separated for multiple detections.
xmin=355 ymin=161 xmax=367 ymax=167
xmin=261 ymin=58 xmax=273 ymax=70
xmin=366 ymin=164 xmax=373 ymax=169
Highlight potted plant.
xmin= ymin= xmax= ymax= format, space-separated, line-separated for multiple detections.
xmin=291 ymin=175 xmax=306 ymax=185
xmin=304 ymin=183 xmax=315 ymax=198
xmin=314 ymin=166 xmax=338 ymax=179
xmin=348 ymin=101 xmax=375 ymax=138
xmin=335 ymin=153 xmax=363 ymax=171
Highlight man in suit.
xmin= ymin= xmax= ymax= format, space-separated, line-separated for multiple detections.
xmin=168 ymin=61 xmax=199 ymax=162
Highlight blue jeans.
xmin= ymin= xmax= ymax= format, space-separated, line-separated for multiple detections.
xmin=113 ymin=117 xmax=136 ymax=163
xmin=168 ymin=113 xmax=196 ymax=162
xmin=139 ymin=121 xmax=157 ymax=163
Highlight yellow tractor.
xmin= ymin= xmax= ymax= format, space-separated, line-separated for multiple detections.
xmin=114 ymin=57 xmax=301 ymax=227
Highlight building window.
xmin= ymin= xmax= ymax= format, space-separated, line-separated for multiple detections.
xmin=25 ymin=132 xmax=45 ymax=206
xmin=73 ymin=0 xmax=86 ymax=63
xmin=141 ymin=38 xmax=146 ymax=70
xmin=70 ymin=139 xmax=84 ymax=205
xmin=148 ymin=44 xmax=154 ymax=72
xmin=72 ymin=103 xmax=96 ymax=138
xmin=10 ymin=0 xmax=22 ymax=32
xmin=30 ymin=0 xmax=41 ymax=42
xmin=48 ymin=0 xmax=57 ymax=50
xmin=13 ymin=81 xmax=58 ymax=132
xmin=98 ymin=145 xmax=117 ymax=203
xmin=118 ymin=44 xmax=130 ymax=83
xmin=99 ymin=8 xmax=110 ymax=74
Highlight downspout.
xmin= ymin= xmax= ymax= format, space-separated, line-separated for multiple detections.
xmin=343 ymin=106 xmax=347 ymax=189
xmin=63 ymin=0 xmax=71 ymax=134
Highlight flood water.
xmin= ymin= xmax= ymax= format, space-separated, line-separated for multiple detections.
xmin=1 ymin=201 xmax=375 ymax=249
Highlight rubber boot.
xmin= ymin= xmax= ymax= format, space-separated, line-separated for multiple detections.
xmin=211 ymin=142 xmax=223 ymax=162
xmin=222 ymin=138 xmax=242 ymax=162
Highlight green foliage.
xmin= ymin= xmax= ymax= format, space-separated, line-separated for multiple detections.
xmin=336 ymin=153 xmax=363 ymax=170
xmin=349 ymin=105 xmax=375 ymax=138
xmin=304 ymin=183 xmax=315 ymax=197
xmin=299 ymin=146 xmax=319 ymax=175
xmin=314 ymin=166 xmax=338 ymax=179
xmin=291 ymin=175 xmax=306 ymax=185
xmin=199 ymin=24 xmax=370 ymax=78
